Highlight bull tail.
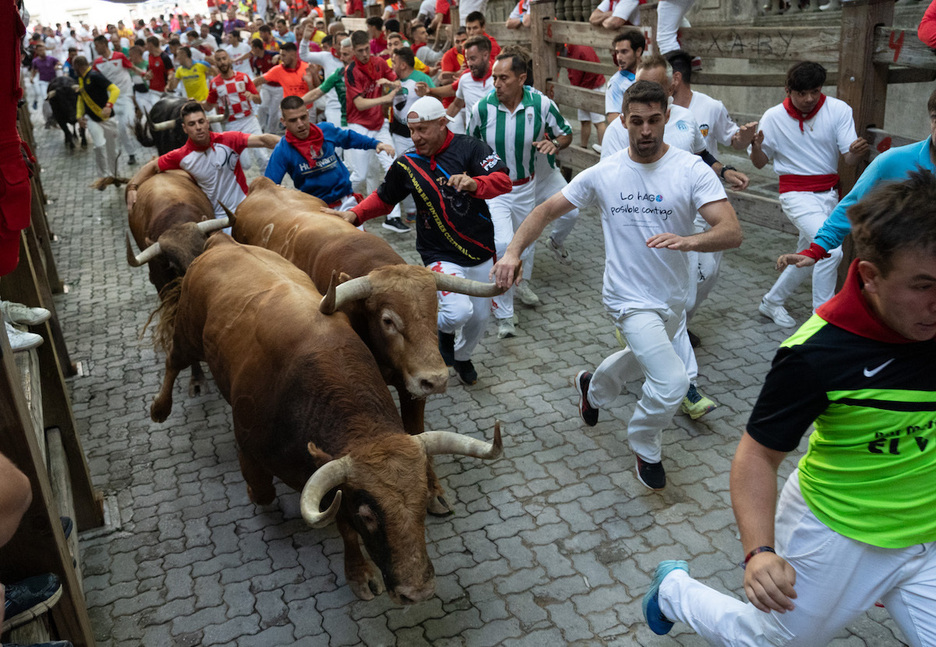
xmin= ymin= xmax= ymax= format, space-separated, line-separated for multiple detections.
xmin=134 ymin=109 xmax=156 ymax=149
xmin=147 ymin=277 xmax=184 ymax=354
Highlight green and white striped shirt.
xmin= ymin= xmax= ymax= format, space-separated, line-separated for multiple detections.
xmin=467 ymin=86 xmax=572 ymax=182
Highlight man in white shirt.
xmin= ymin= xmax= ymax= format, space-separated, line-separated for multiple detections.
xmin=589 ymin=0 xmax=640 ymax=29
xmin=92 ymin=34 xmax=142 ymax=166
xmin=223 ymin=30 xmax=253 ymax=76
xmin=605 ymin=30 xmax=643 ymax=123
xmin=492 ymin=80 xmax=742 ymax=491
xmin=751 ymin=61 xmax=868 ymax=328
xmin=299 ymin=25 xmax=344 ymax=125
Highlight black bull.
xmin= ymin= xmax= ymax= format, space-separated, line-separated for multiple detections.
xmin=46 ymin=76 xmax=87 ymax=150
xmin=134 ymin=96 xmax=187 ymax=156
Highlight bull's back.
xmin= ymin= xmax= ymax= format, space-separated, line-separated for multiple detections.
xmin=129 ymin=171 xmax=213 ymax=247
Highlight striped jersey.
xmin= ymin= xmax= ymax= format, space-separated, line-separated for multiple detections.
xmin=467 ymin=86 xmax=572 ymax=182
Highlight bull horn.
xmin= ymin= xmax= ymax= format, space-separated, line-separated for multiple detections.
xmin=319 ymin=274 xmax=373 ymax=314
xmin=151 ymin=118 xmax=178 ymax=131
xmin=300 ymin=454 xmax=352 ymax=528
xmin=432 ymin=272 xmax=506 ymax=297
xmin=46 ymin=90 xmax=56 ymax=100
xmin=418 ymin=421 xmax=503 ymax=460
xmin=196 ymin=217 xmax=231 ymax=234
xmin=206 ymin=112 xmax=226 ymax=124
xmin=216 ymin=201 xmax=237 ymax=229
xmin=126 ymin=231 xmax=162 ymax=267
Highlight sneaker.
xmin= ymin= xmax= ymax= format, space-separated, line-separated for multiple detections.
xmin=4 ymin=322 xmax=43 ymax=353
xmin=453 ymin=359 xmax=477 ymax=385
xmin=546 ymin=236 xmax=572 ymax=266
xmin=438 ymin=330 xmax=455 ymax=366
xmin=691 ymin=56 xmax=703 ymax=72
xmin=687 ymin=329 xmax=701 ymax=348
xmin=128 ymin=154 xmax=137 ymax=165
xmin=591 ymin=143 xmax=602 ymax=154
xmin=681 ymin=384 xmax=717 ymax=420
xmin=643 ymin=560 xmax=689 ymax=635
xmin=0 ymin=300 xmax=51 ymax=326
xmin=382 ymin=217 xmax=410 ymax=233
xmin=574 ymin=370 xmax=599 ymax=426
xmin=635 ymin=456 xmax=666 ymax=490
xmin=759 ymin=297 xmax=796 ymax=328
xmin=516 ymin=282 xmax=541 ymax=307
xmin=497 ymin=318 xmax=516 ymax=339
xmin=2 ymin=573 xmax=63 ymax=632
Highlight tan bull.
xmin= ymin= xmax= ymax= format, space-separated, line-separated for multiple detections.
xmin=151 ymin=234 xmax=503 ymax=603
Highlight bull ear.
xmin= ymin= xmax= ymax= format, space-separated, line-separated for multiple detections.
xmin=144 ymin=236 xmax=154 ymax=247
xmin=307 ymin=442 xmax=334 ymax=468
xmin=337 ymin=272 xmax=353 ymax=285
xmin=199 ymin=215 xmax=209 ymax=222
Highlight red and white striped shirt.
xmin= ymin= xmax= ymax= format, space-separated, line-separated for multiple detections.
xmin=157 ymin=131 xmax=251 ymax=218
xmin=207 ymin=72 xmax=258 ymax=121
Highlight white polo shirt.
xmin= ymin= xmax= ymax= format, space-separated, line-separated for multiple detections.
xmin=605 ymin=69 xmax=635 ymax=115
xmin=601 ymin=103 xmax=705 ymax=160
xmin=562 ymin=146 xmax=726 ymax=314
xmin=687 ymin=90 xmax=739 ymax=158
xmin=453 ymin=69 xmax=494 ymax=132
xmin=757 ymin=95 xmax=856 ymax=176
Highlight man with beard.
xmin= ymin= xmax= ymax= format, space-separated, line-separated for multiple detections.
xmin=204 ymin=49 xmax=269 ymax=172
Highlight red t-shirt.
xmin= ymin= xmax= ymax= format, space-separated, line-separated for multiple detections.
xmin=346 ymin=0 xmax=365 ymax=17
xmin=263 ymin=61 xmax=309 ymax=97
xmin=565 ymin=44 xmax=605 ymax=90
xmin=344 ymin=57 xmax=396 ymax=130
xmin=483 ymin=32 xmax=501 ymax=59
xmin=435 ymin=0 xmax=453 ymax=23
xmin=440 ymin=47 xmax=464 ymax=108
xmin=148 ymin=51 xmax=174 ymax=92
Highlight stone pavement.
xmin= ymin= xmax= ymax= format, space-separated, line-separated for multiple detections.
xmin=28 ymin=117 xmax=908 ymax=646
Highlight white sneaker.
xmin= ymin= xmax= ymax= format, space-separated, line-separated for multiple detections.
xmin=591 ymin=143 xmax=602 ymax=154
xmin=0 ymin=301 xmax=51 ymax=326
xmin=516 ymin=282 xmax=541 ymax=307
xmin=497 ymin=318 xmax=516 ymax=339
xmin=4 ymin=321 xmax=43 ymax=352
xmin=546 ymin=236 xmax=572 ymax=266
xmin=759 ymin=298 xmax=796 ymax=328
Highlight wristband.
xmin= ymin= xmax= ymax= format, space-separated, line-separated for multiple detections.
xmin=720 ymin=165 xmax=736 ymax=180
xmin=741 ymin=546 xmax=775 ymax=569
xmin=105 ymin=102 xmax=113 ymax=108
xmin=798 ymin=242 xmax=831 ymax=261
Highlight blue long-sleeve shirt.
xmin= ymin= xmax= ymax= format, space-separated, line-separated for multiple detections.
xmin=265 ymin=122 xmax=380 ymax=205
xmin=814 ymin=137 xmax=934 ymax=251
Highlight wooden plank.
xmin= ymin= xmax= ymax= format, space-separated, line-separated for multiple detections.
xmin=341 ymin=17 xmax=367 ymax=31
xmin=695 ymin=71 xmax=839 ymax=86
xmin=887 ymin=66 xmax=936 ymax=83
xmin=531 ymin=1 xmax=558 ymax=89
xmin=873 ymin=26 xmax=936 ymax=70
xmin=867 ymin=127 xmax=917 ymax=161
xmin=485 ymin=23 xmax=528 ymax=48
xmin=547 ymin=81 xmax=606 ymax=115
xmin=557 ymin=55 xmax=617 ymax=76
xmin=29 ymin=177 xmax=64 ymax=294
xmin=729 ymin=192 xmax=798 ymax=236
xmin=678 ymin=25 xmax=842 ymax=64
xmin=48 ymin=428 xmax=83 ymax=588
xmin=556 ymin=143 xmax=600 ymax=170
xmin=543 ymin=20 xmax=630 ymax=50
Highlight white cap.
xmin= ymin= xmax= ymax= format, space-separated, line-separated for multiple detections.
xmin=406 ymin=97 xmax=455 ymax=124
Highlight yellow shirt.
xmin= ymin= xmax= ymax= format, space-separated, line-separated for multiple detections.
xmin=385 ymin=54 xmax=429 ymax=73
xmin=175 ymin=62 xmax=211 ymax=102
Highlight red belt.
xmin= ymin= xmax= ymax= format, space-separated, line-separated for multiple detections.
xmin=778 ymin=173 xmax=839 ymax=194
xmin=512 ymin=175 xmax=534 ymax=186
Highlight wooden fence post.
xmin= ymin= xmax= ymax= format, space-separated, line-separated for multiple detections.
xmin=531 ymin=1 xmax=558 ymax=93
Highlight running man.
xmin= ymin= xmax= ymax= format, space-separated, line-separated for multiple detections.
xmin=644 ymin=170 xmax=936 ymax=646
xmin=205 ymin=49 xmax=269 ymax=172
xmin=491 ymin=81 xmax=742 ymax=490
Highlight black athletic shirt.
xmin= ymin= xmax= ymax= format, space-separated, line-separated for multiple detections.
xmin=375 ymin=132 xmax=508 ymax=267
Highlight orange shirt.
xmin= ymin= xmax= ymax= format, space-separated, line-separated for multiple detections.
xmin=263 ymin=61 xmax=310 ymax=97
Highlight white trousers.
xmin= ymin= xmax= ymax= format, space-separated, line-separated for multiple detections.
xmin=536 ymin=159 xmax=580 ymax=247
xmin=259 ymin=84 xmax=284 ymax=134
xmin=113 ymin=94 xmax=140 ymax=158
xmin=431 ymin=259 xmax=493 ymax=361
xmin=391 ymin=132 xmax=416 ymax=215
xmin=656 ymin=0 xmax=696 ymax=54
xmin=86 ymin=118 xmax=119 ymax=177
xmin=490 ymin=179 xmax=537 ymax=320
xmin=660 ymin=470 xmax=936 ymax=646
xmin=226 ymin=114 xmax=269 ymax=172
xmin=347 ymin=122 xmax=401 ymax=221
xmin=587 ymin=307 xmax=690 ymax=462
xmin=134 ymin=89 xmax=163 ymax=113
xmin=765 ymin=189 xmax=843 ymax=311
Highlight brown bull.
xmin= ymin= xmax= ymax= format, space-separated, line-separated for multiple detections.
xmin=232 ymin=178 xmax=502 ymax=434
xmin=150 ymin=235 xmax=502 ymax=604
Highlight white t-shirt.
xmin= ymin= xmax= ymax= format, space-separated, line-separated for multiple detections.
xmin=595 ymin=0 xmax=640 ymax=24
xmin=757 ymin=95 xmax=856 ymax=176
xmin=454 ymin=70 xmax=493 ymax=132
xmin=418 ymin=0 xmax=436 ymax=19
xmin=458 ymin=0 xmax=488 ymax=24
xmin=562 ymin=146 xmax=726 ymax=313
xmin=605 ymin=69 xmax=635 ymax=115
xmin=224 ymin=41 xmax=253 ymax=76
xmin=686 ymin=90 xmax=739 ymax=158
xmin=601 ymin=104 xmax=705 ymax=160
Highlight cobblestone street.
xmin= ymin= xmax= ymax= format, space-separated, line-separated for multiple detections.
xmin=30 ymin=117 xmax=908 ymax=646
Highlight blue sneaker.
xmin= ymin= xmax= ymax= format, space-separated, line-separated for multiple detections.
xmin=643 ymin=560 xmax=689 ymax=635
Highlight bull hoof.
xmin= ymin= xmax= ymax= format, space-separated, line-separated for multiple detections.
xmin=150 ymin=398 xmax=171 ymax=423
xmin=247 ymin=484 xmax=276 ymax=506
xmin=427 ymin=495 xmax=453 ymax=517
xmin=188 ymin=378 xmax=205 ymax=397
xmin=348 ymin=566 xmax=385 ymax=600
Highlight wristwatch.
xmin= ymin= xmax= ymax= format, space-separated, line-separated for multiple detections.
xmin=720 ymin=165 xmax=736 ymax=180
xmin=550 ymin=137 xmax=560 ymax=150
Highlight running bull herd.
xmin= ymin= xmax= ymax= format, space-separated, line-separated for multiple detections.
xmin=127 ymin=174 xmax=505 ymax=604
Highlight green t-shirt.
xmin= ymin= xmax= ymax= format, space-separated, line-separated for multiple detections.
xmin=319 ymin=67 xmax=347 ymax=127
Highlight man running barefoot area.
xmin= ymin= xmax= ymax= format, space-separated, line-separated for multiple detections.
xmin=643 ymin=170 xmax=936 ymax=647
xmin=492 ymin=81 xmax=742 ymax=491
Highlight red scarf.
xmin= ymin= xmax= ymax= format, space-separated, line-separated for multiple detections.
xmin=816 ymin=259 xmax=918 ymax=344
xmin=356 ymin=57 xmax=383 ymax=83
xmin=285 ymin=126 xmax=325 ymax=168
xmin=407 ymin=130 xmax=454 ymax=171
xmin=783 ymin=93 xmax=826 ymax=132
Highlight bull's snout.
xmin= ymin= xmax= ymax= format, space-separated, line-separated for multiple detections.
xmin=407 ymin=368 xmax=448 ymax=398
xmin=391 ymin=578 xmax=436 ymax=605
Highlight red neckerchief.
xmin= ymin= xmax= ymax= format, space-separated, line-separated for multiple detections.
xmin=355 ymin=57 xmax=383 ymax=83
xmin=470 ymin=67 xmax=492 ymax=83
xmin=412 ymin=41 xmax=427 ymax=51
xmin=783 ymin=93 xmax=826 ymax=132
xmin=420 ymin=130 xmax=454 ymax=170
xmin=285 ymin=126 xmax=325 ymax=167
xmin=330 ymin=47 xmax=340 ymax=59
xmin=816 ymin=259 xmax=920 ymax=344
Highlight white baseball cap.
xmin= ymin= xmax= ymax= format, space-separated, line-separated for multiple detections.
xmin=406 ymin=97 xmax=456 ymax=124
